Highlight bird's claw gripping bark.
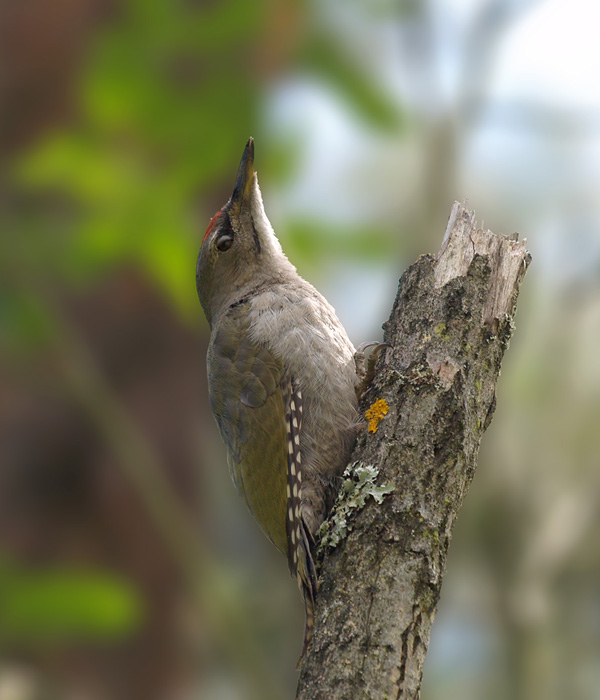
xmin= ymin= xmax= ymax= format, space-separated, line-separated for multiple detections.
xmin=354 ymin=342 xmax=390 ymax=400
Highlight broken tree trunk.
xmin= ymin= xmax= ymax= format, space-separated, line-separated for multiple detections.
xmin=296 ymin=202 xmax=531 ymax=700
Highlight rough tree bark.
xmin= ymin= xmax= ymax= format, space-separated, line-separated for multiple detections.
xmin=296 ymin=202 xmax=531 ymax=700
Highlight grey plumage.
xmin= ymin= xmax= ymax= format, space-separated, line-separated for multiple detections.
xmin=196 ymin=138 xmax=358 ymax=652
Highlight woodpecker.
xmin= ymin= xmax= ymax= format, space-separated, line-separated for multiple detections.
xmin=196 ymin=138 xmax=358 ymax=653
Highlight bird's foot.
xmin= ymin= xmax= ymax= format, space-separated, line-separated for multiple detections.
xmin=354 ymin=342 xmax=390 ymax=400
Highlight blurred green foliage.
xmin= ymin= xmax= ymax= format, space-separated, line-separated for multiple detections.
xmin=284 ymin=219 xmax=392 ymax=264
xmin=5 ymin=0 xmax=402 ymax=332
xmin=8 ymin=0 xmax=267 ymax=320
xmin=0 ymin=558 xmax=142 ymax=644
xmin=299 ymin=34 xmax=403 ymax=130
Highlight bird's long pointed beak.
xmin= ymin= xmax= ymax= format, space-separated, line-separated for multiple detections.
xmin=231 ymin=137 xmax=255 ymax=211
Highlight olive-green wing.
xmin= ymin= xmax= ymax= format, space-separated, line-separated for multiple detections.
xmin=207 ymin=306 xmax=289 ymax=556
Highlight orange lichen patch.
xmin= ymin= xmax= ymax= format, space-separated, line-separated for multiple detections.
xmin=365 ymin=398 xmax=389 ymax=433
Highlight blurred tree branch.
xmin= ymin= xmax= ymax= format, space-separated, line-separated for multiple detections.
xmin=297 ymin=203 xmax=531 ymax=699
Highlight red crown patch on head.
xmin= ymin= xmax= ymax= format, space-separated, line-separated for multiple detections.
xmin=203 ymin=208 xmax=224 ymax=244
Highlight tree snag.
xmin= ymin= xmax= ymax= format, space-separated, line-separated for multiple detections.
xmin=296 ymin=202 xmax=531 ymax=700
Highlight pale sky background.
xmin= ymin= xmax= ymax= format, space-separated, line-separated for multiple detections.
xmin=267 ymin=0 xmax=600 ymax=220
xmin=265 ymin=0 xmax=600 ymax=339
xmin=496 ymin=0 xmax=600 ymax=111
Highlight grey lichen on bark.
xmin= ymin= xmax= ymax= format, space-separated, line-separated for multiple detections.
xmin=296 ymin=202 xmax=531 ymax=700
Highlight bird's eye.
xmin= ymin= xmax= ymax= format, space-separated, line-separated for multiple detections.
xmin=216 ymin=234 xmax=233 ymax=252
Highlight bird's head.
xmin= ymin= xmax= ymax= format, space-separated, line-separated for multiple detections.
xmin=196 ymin=138 xmax=295 ymax=326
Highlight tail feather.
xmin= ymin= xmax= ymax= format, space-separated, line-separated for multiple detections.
xmin=297 ymin=519 xmax=317 ymax=659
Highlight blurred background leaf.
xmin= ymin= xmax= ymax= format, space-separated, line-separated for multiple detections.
xmin=0 ymin=559 xmax=142 ymax=643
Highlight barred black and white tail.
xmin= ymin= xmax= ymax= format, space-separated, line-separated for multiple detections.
xmin=285 ymin=379 xmax=317 ymax=657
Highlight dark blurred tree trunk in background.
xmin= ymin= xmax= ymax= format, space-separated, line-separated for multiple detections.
xmin=0 ymin=270 xmax=209 ymax=700
xmin=0 ymin=0 xmax=115 ymax=156
xmin=297 ymin=203 xmax=531 ymax=699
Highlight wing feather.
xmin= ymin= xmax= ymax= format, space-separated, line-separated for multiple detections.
xmin=207 ymin=304 xmax=288 ymax=555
